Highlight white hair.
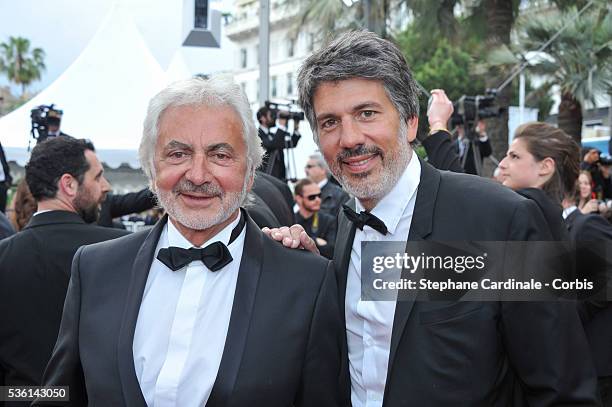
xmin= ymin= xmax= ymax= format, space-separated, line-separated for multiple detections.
xmin=139 ymin=76 xmax=263 ymax=189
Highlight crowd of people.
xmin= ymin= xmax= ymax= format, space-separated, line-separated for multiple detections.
xmin=0 ymin=29 xmax=610 ymax=407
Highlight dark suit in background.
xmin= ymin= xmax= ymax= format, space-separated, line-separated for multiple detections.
xmin=565 ymin=210 xmax=612 ymax=405
xmin=334 ymin=161 xmax=598 ymax=406
xmin=37 ymin=214 xmax=343 ymax=406
xmin=252 ymin=172 xmax=295 ymax=226
xmin=320 ymin=181 xmax=349 ymax=218
xmin=0 ymin=211 xmax=128 ymax=401
xmin=97 ymin=188 xmax=156 ymax=228
xmin=0 ymin=141 xmax=12 ymax=213
xmin=248 ymin=192 xmax=281 ymax=228
xmin=296 ymin=211 xmax=336 ymax=259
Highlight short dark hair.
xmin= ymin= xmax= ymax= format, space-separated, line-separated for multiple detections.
xmin=256 ymin=106 xmax=270 ymax=123
xmin=514 ymin=122 xmax=580 ymax=203
xmin=26 ymin=137 xmax=96 ymax=201
xmin=294 ymin=178 xmax=314 ymax=197
xmin=298 ymin=30 xmax=420 ymax=142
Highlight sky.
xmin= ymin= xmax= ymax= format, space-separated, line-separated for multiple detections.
xmin=0 ymin=0 xmax=235 ymax=95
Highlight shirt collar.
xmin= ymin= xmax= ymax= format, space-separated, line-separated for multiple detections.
xmin=318 ymin=178 xmax=328 ymax=189
xmin=562 ymin=205 xmax=578 ymax=219
xmin=166 ymin=213 xmax=240 ymax=249
xmin=355 ymin=153 xmax=421 ymax=235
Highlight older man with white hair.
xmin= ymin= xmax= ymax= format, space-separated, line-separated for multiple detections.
xmin=36 ymin=77 xmax=343 ymax=407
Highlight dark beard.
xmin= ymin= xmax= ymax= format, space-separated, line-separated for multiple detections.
xmin=77 ymin=203 xmax=100 ymax=224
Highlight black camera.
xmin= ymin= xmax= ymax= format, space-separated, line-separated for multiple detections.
xmin=451 ymin=90 xmax=505 ymax=127
xmin=599 ymin=156 xmax=612 ymax=166
xmin=30 ymin=104 xmax=63 ymax=143
xmin=265 ymin=101 xmax=305 ymax=122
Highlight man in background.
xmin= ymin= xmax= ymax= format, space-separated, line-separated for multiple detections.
xmin=305 ymin=153 xmax=349 ymax=217
xmin=257 ymin=106 xmax=301 ymax=181
xmin=294 ymin=178 xmax=336 ymax=259
xmin=0 ymin=137 xmax=128 ymax=394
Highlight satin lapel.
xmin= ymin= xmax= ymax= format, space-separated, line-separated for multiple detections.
xmin=334 ymin=200 xmax=356 ymax=401
xmin=385 ymin=160 xmax=439 ymax=398
xmin=334 ymin=198 xmax=357 ymax=317
xmin=207 ymin=215 xmax=264 ymax=407
xmin=117 ymin=216 xmax=167 ymax=407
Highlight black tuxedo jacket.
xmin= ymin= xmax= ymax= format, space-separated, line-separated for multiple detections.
xmin=320 ymin=181 xmax=350 ymax=218
xmin=252 ymin=172 xmax=295 ymax=226
xmin=333 ymin=160 xmax=598 ymax=406
xmin=565 ymin=210 xmax=612 ymax=377
xmin=0 ymin=211 xmax=128 ymax=397
xmin=37 ymin=214 xmax=344 ymax=406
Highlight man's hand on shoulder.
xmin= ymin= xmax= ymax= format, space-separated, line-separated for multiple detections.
xmin=262 ymin=225 xmax=320 ymax=254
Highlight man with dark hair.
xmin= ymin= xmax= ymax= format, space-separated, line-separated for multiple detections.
xmin=256 ymin=105 xmax=301 ymax=181
xmin=305 ymin=153 xmax=349 ymax=217
xmin=268 ymin=30 xmax=598 ymax=406
xmin=294 ymin=178 xmax=336 ymax=259
xmin=0 ymin=137 xmax=128 ymax=392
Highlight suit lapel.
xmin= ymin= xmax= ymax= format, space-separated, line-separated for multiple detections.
xmin=207 ymin=215 xmax=264 ymax=406
xmin=334 ymin=199 xmax=357 ymax=316
xmin=565 ymin=210 xmax=578 ymax=232
xmin=385 ymin=160 xmax=439 ymax=393
xmin=117 ymin=216 xmax=167 ymax=407
xmin=332 ymin=202 xmax=356 ymax=405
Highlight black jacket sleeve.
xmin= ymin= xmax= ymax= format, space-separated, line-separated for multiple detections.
xmin=34 ymin=247 xmax=88 ymax=406
xmin=421 ymin=131 xmax=464 ymax=173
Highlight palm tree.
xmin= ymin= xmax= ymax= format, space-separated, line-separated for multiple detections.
xmin=0 ymin=36 xmax=46 ymax=96
xmin=517 ymin=6 xmax=612 ymax=142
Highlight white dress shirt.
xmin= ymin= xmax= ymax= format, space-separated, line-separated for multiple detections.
xmin=563 ymin=205 xmax=578 ymax=219
xmin=133 ymin=214 xmax=245 ymax=407
xmin=345 ymin=155 xmax=421 ymax=407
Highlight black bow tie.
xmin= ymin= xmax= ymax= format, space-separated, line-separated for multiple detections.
xmin=156 ymin=211 xmax=245 ymax=272
xmin=342 ymin=205 xmax=388 ymax=235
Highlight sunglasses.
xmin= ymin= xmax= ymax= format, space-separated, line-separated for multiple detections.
xmin=305 ymin=164 xmax=319 ymax=169
xmin=305 ymin=193 xmax=322 ymax=201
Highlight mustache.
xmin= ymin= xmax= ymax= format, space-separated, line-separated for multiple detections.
xmin=336 ymin=145 xmax=384 ymax=163
xmin=173 ymin=179 xmax=224 ymax=197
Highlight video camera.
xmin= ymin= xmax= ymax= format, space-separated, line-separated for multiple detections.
xmin=265 ymin=100 xmax=304 ymax=122
xmin=450 ymin=90 xmax=505 ymax=127
xmin=30 ymin=104 xmax=63 ymax=143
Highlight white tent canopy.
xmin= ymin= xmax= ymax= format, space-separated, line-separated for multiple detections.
xmin=0 ymin=3 xmax=168 ymax=151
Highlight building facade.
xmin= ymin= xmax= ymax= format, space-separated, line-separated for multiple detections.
xmin=225 ymin=0 xmax=317 ymax=110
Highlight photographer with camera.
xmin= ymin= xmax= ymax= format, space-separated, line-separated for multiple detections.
xmin=581 ymin=148 xmax=612 ymax=200
xmin=30 ymin=104 xmax=71 ymax=145
xmin=256 ymin=104 xmax=301 ymax=182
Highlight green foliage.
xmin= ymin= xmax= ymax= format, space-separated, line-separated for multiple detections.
xmin=517 ymin=6 xmax=612 ymax=106
xmin=396 ymin=27 xmax=485 ymax=136
xmin=0 ymin=36 xmax=46 ymax=96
